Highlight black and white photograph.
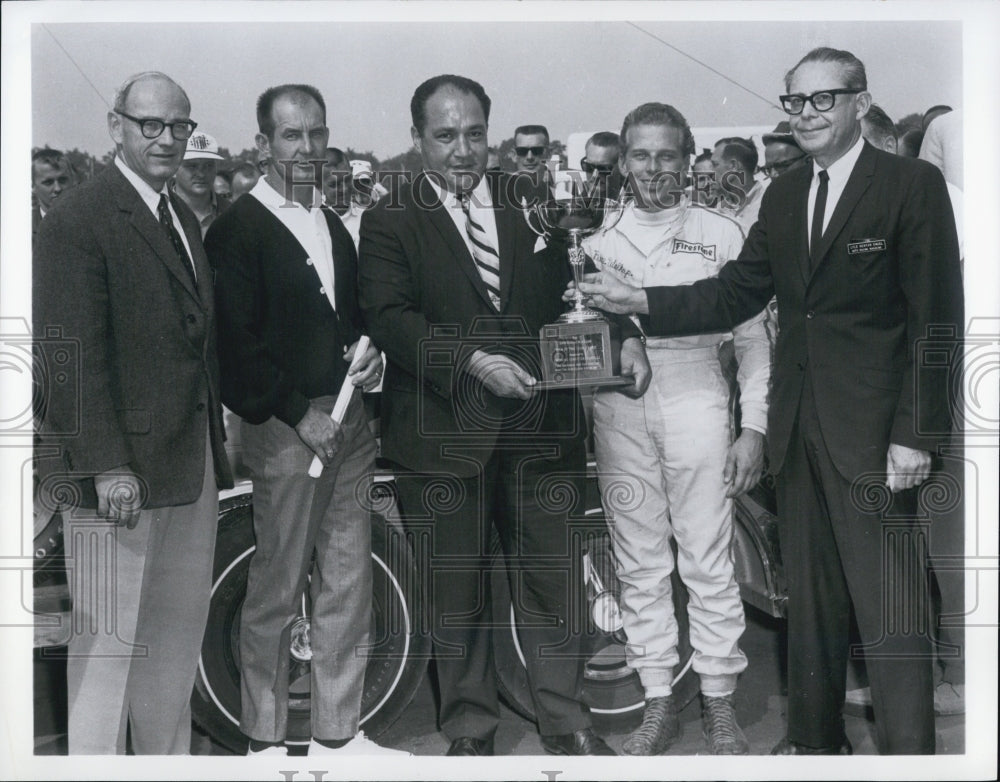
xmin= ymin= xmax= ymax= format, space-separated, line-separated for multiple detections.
xmin=2 ymin=1 xmax=998 ymax=780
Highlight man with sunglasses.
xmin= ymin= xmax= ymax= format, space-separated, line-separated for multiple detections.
xmin=573 ymin=47 xmax=963 ymax=755
xmin=34 ymin=71 xmax=233 ymax=753
xmin=761 ymin=121 xmax=809 ymax=180
xmin=581 ymin=131 xmax=622 ymax=200
xmin=510 ymin=124 xmax=553 ymax=205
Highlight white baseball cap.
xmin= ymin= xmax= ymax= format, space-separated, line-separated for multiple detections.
xmin=350 ymin=159 xmax=374 ymax=180
xmin=184 ymin=131 xmax=224 ymax=161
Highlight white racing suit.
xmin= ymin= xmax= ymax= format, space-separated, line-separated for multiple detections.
xmin=584 ymin=198 xmax=771 ymax=697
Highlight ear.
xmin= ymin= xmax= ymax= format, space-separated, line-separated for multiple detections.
xmin=108 ymin=111 xmax=124 ymax=146
xmin=855 ymin=91 xmax=873 ymax=120
xmin=255 ymin=132 xmax=271 ymax=161
xmin=410 ymin=126 xmax=422 ymax=156
xmin=885 ymin=137 xmax=898 ymax=155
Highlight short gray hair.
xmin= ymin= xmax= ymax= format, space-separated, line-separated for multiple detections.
xmin=112 ymin=71 xmax=189 ymax=113
xmin=784 ymin=47 xmax=867 ymax=92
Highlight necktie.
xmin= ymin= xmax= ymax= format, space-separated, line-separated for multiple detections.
xmin=158 ymin=193 xmax=197 ymax=286
xmin=458 ymin=192 xmax=501 ymax=310
xmin=809 ymin=169 xmax=830 ymax=272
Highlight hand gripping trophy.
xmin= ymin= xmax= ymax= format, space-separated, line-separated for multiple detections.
xmin=524 ymin=178 xmax=626 ymax=388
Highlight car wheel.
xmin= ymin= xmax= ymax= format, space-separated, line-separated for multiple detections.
xmin=190 ymin=490 xmax=429 ymax=753
xmin=491 ymin=524 xmax=698 ymax=731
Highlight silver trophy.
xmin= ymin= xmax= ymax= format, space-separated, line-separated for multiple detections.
xmin=524 ymin=190 xmax=627 ymax=389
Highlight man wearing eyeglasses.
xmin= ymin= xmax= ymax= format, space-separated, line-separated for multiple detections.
xmin=573 ymin=47 xmax=963 ymax=755
xmin=761 ymin=121 xmax=809 ymax=181
xmin=509 ymin=124 xmax=553 ymax=205
xmin=34 ymin=71 xmax=233 ymax=753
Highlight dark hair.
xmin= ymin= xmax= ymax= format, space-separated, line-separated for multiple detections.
xmin=862 ymin=104 xmax=897 ymax=144
xmin=587 ymin=131 xmax=621 ymax=151
xmin=898 ymin=128 xmax=925 ymax=158
xmin=514 ymin=124 xmax=549 ymax=142
xmin=410 ymin=75 xmax=491 ymax=135
xmin=922 ymin=105 xmax=953 ymax=131
xmin=694 ymin=149 xmax=713 ymax=165
xmin=256 ymin=84 xmax=326 ymax=139
xmin=718 ymin=139 xmax=758 ymax=174
xmin=619 ymin=103 xmax=696 ymax=158
xmin=214 ymin=170 xmax=232 ymax=185
xmin=325 ymin=147 xmax=347 ymax=166
xmin=784 ymin=47 xmax=867 ymax=92
xmin=231 ymin=162 xmax=260 ymax=179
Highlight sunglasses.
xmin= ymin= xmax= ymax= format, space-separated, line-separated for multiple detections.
xmin=515 ymin=146 xmax=546 ymax=157
xmin=581 ymin=158 xmax=616 ymax=175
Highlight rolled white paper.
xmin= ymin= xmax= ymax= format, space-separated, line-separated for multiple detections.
xmin=308 ymin=335 xmax=371 ymax=478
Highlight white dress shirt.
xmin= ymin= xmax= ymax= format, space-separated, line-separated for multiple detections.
xmin=807 ymin=134 xmax=865 ymax=237
xmin=115 ymin=156 xmax=195 ymax=276
xmin=250 ymin=177 xmax=337 ymax=312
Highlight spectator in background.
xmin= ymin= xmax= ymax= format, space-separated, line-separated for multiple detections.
xmin=230 ymin=162 xmax=261 ymax=202
xmin=213 ymin=170 xmax=233 ymax=204
xmin=898 ymin=128 xmax=924 ymax=158
xmin=510 ymin=123 xmax=552 ymax=204
xmin=31 ymin=148 xmax=77 ymax=236
xmin=350 ymin=160 xmax=387 ymax=207
xmin=859 ymin=104 xmax=898 ymax=153
xmin=486 ymin=147 xmax=502 ymax=171
xmin=171 ymin=130 xmax=227 ymax=237
xmin=921 ymin=104 xmax=952 ymax=132
xmin=322 ymin=147 xmax=352 ymax=213
xmin=761 ymin=121 xmax=808 ymax=179
xmin=712 ymin=137 xmax=766 ymax=233
xmin=920 ymin=108 xmax=962 ymax=190
xmin=691 ymin=148 xmax=719 ymax=208
xmin=582 ymin=130 xmax=622 ymax=200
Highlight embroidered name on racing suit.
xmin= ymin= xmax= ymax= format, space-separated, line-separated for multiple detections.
xmin=590 ymin=249 xmax=636 ymax=281
xmin=672 ymin=239 xmax=717 ymax=262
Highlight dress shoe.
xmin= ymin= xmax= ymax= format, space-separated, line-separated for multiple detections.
xmin=541 ymin=728 xmax=616 ymax=756
xmin=771 ymin=736 xmax=853 ymax=755
xmin=446 ymin=736 xmax=494 ymax=756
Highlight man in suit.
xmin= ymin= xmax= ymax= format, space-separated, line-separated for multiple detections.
xmin=573 ymin=47 xmax=963 ymax=755
xmin=33 ymin=71 xmax=233 ymax=754
xmin=358 ymin=74 xmax=650 ymax=756
xmin=206 ymin=84 xmax=407 ymax=757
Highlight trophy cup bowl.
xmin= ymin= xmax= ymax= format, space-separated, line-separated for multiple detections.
xmin=523 ymin=194 xmax=629 ymax=389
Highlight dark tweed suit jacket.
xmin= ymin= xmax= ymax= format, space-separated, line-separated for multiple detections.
xmin=33 ymin=163 xmax=233 ymax=508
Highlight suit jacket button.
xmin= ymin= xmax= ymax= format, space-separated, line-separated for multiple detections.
xmin=806 ymin=310 xmax=815 ymax=319
xmin=306 ymin=258 xmax=313 ymax=266
xmin=196 ymin=402 xmax=206 ymax=412
xmin=187 ymin=314 xmax=197 ymax=324
xmin=320 ymin=287 xmax=326 ymax=295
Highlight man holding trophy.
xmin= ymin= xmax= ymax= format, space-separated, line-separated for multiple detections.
xmin=358 ymin=74 xmax=649 ymax=756
xmin=580 ymin=103 xmax=772 ymax=756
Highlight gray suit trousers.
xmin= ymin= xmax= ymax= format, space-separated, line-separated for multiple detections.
xmin=238 ymin=395 xmax=374 ymax=742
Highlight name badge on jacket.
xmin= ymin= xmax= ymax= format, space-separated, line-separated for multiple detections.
xmin=847 ymin=238 xmax=887 ymax=255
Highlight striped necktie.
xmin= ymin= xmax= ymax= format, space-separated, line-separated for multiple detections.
xmin=458 ymin=192 xmax=501 ymax=310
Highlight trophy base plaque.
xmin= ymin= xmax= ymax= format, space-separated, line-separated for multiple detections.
xmin=536 ymin=319 xmax=627 ymax=390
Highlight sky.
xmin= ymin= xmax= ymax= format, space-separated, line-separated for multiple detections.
xmin=29 ymin=16 xmax=963 ymax=159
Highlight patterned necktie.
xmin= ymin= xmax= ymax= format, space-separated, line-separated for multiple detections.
xmin=458 ymin=192 xmax=501 ymax=310
xmin=158 ymin=193 xmax=197 ymax=286
xmin=809 ymin=169 xmax=830 ymax=272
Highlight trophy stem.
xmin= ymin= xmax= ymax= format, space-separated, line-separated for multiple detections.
xmin=561 ymin=230 xmax=606 ymax=323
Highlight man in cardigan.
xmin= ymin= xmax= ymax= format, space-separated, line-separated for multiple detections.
xmin=206 ymin=83 xmax=407 ymax=757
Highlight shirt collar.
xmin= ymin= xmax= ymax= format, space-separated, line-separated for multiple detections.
xmin=250 ymin=175 xmax=323 ymax=212
xmin=812 ymin=134 xmax=865 ymax=186
xmin=115 ymin=155 xmax=168 ymax=213
xmin=427 ymin=174 xmax=492 ymax=209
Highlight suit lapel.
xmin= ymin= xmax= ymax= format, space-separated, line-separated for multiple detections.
xmin=808 ymin=142 xmax=876 ymax=282
xmin=415 ymin=173 xmax=496 ymax=311
xmin=108 ymin=166 xmax=201 ymax=303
